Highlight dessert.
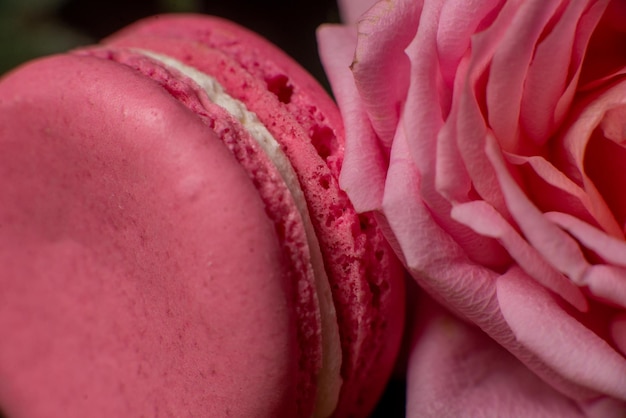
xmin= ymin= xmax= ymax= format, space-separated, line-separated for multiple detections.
xmin=0 ymin=14 xmax=404 ymax=418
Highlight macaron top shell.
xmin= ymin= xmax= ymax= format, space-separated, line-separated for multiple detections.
xmin=0 ymin=54 xmax=299 ymax=417
xmin=89 ymin=39 xmax=344 ymax=416
xmin=76 ymin=46 xmax=332 ymax=417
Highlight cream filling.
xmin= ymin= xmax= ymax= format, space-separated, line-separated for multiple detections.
xmin=138 ymin=50 xmax=342 ymax=417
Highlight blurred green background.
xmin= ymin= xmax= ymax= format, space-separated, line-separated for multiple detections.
xmin=0 ymin=0 xmax=340 ymax=84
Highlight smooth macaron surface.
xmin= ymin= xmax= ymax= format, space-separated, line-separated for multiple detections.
xmin=74 ymin=45 xmax=329 ymax=417
xmin=0 ymin=54 xmax=299 ymax=417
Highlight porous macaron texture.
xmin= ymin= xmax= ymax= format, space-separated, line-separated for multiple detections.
xmin=0 ymin=54 xmax=299 ymax=417
xmin=105 ymin=14 xmax=345 ymax=176
xmin=75 ymin=46 xmax=324 ymax=418
xmin=104 ymin=16 xmax=406 ymax=417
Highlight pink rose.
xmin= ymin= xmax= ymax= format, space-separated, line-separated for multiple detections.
xmin=319 ymin=0 xmax=626 ymax=415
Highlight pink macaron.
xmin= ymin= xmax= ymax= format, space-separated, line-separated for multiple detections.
xmin=0 ymin=14 xmax=405 ymax=418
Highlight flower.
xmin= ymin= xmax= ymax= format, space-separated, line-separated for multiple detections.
xmin=319 ymin=0 xmax=626 ymax=415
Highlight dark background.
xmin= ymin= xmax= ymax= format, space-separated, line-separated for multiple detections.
xmin=0 ymin=0 xmax=339 ymax=86
xmin=0 ymin=0 xmax=406 ymax=416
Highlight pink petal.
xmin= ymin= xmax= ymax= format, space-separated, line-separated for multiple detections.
xmin=579 ymin=397 xmax=626 ymax=418
xmin=317 ymin=25 xmax=386 ymax=212
xmin=382 ymin=0 xmax=509 ymax=269
xmin=337 ymin=0 xmax=380 ymax=24
xmin=545 ymin=214 xmax=626 ymax=308
xmin=486 ymin=0 xmax=562 ymax=153
xmin=401 ymin=0 xmax=453 ymax=195
xmin=610 ymin=313 xmax=626 ymax=356
xmin=522 ymin=0 xmax=608 ymax=143
xmin=352 ymin=0 xmax=421 ymax=150
xmin=547 ymin=212 xmax=626 ymax=267
xmin=385 ymin=135 xmax=615 ymax=402
xmin=406 ymin=293 xmax=586 ymax=418
xmin=399 ymin=0 xmax=462 ymax=199
xmin=507 ymin=153 xmax=622 ymax=238
xmin=391 ymin=126 xmax=507 ymax=272
xmin=382 ymin=123 xmax=501 ymax=323
xmin=450 ymin=0 xmax=546 ymax=212
xmin=465 ymin=0 xmax=525 ymax=78
xmin=451 ymin=200 xmax=588 ymax=312
xmin=436 ymin=0 xmax=504 ymax=88
xmin=435 ymin=95 xmax=471 ymax=205
xmin=485 ymin=134 xmax=591 ymax=284
xmin=497 ymin=267 xmax=626 ymax=400
xmin=448 ymin=0 xmax=525 ymax=217
xmin=579 ymin=0 xmax=626 ymax=89
xmin=585 ymin=105 xmax=626 ymax=228
xmin=454 ymin=90 xmax=509 ymax=217
xmin=556 ymin=78 xmax=626 ymax=228
xmin=582 ymin=264 xmax=626 ymax=309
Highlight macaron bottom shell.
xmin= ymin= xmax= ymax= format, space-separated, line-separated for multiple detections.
xmin=103 ymin=17 xmax=406 ymax=416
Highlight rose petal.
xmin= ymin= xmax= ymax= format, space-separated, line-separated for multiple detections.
xmin=391 ymin=127 xmax=507 ymax=272
xmin=433 ymin=0 xmax=503 ymax=211
xmin=610 ymin=313 xmax=626 ymax=356
xmin=579 ymin=397 xmax=626 ymax=418
xmin=435 ymin=98 xmax=471 ymax=206
xmin=585 ymin=106 xmax=626 ymax=227
xmin=450 ymin=0 xmax=552 ymax=213
xmin=583 ymin=264 xmax=626 ymax=309
xmin=454 ymin=91 xmax=510 ymax=216
xmin=547 ymin=212 xmax=626 ymax=267
xmin=497 ymin=268 xmax=626 ymax=400
xmin=507 ymin=153 xmax=622 ymax=238
xmin=406 ymin=294 xmax=587 ymax=418
xmin=555 ymin=79 xmax=626 ymax=229
xmin=386 ymin=135 xmax=614 ymax=403
xmin=436 ymin=0 xmax=503 ymax=88
xmin=579 ymin=0 xmax=626 ymax=89
xmin=317 ymin=24 xmax=386 ymax=212
xmin=485 ymin=134 xmax=591 ymax=284
xmin=450 ymin=0 xmax=529 ymax=216
xmin=321 ymin=0 xmax=626 ymax=412
xmin=352 ymin=0 xmax=421 ymax=150
xmin=401 ymin=0 xmax=447 ymax=171
xmin=382 ymin=121 xmax=502 ymax=326
xmin=522 ymin=0 xmax=609 ymax=143
xmin=337 ymin=0 xmax=380 ymax=24
xmin=486 ymin=0 xmax=562 ymax=153
xmin=451 ymin=200 xmax=588 ymax=312
xmin=446 ymin=2 xmax=520 ymax=204
xmin=379 ymin=0 xmax=509 ymax=269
